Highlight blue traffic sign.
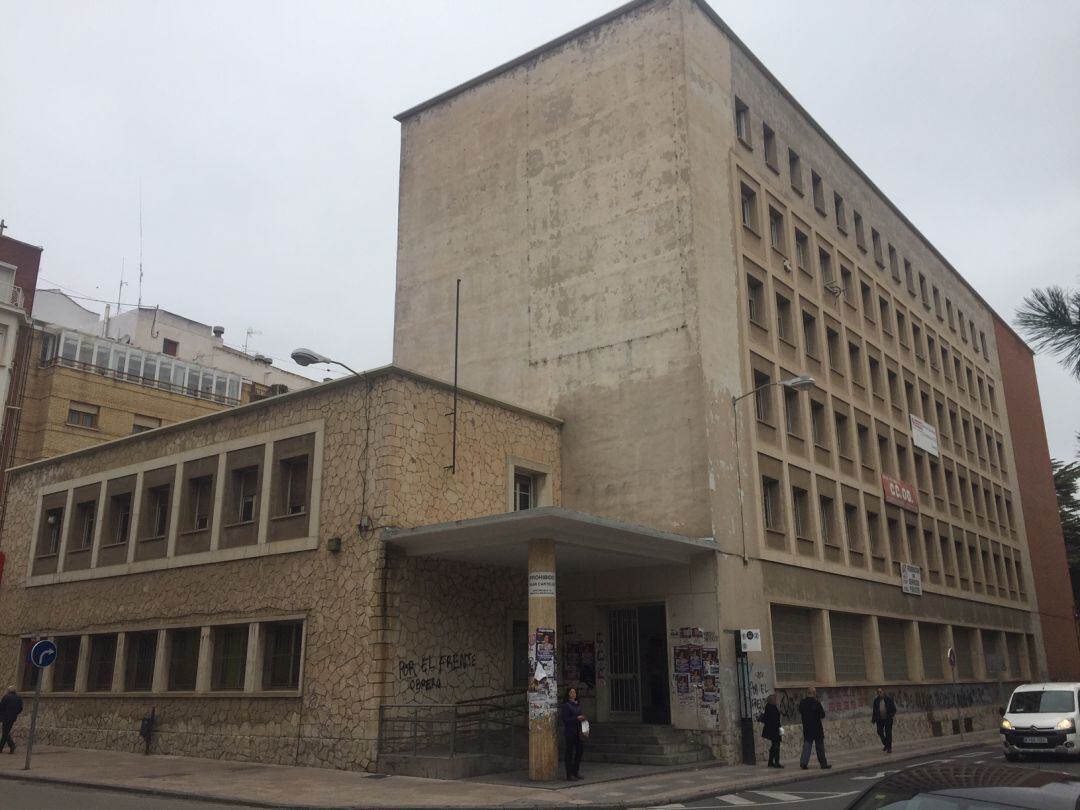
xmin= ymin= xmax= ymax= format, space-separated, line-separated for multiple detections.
xmin=29 ymin=640 xmax=57 ymax=669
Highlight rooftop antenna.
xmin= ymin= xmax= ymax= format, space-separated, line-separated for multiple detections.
xmin=137 ymin=182 xmax=144 ymax=308
xmin=244 ymin=327 xmax=261 ymax=353
xmin=115 ymin=258 xmax=128 ymax=318
xmin=445 ymin=278 xmax=461 ymax=474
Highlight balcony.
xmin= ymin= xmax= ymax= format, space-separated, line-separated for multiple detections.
xmin=46 ymin=356 xmax=241 ymax=406
xmin=0 ymin=283 xmax=24 ymax=311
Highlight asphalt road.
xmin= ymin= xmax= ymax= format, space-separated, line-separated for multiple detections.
xmin=0 ymin=780 xmax=263 ymax=810
xmin=653 ymin=742 xmax=1080 ymax=809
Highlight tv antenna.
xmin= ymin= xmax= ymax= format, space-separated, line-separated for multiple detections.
xmin=244 ymin=327 xmax=262 ymax=353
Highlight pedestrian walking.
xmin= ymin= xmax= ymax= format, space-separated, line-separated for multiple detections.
xmin=798 ymin=686 xmax=831 ymax=770
xmin=0 ymin=686 xmax=23 ymax=754
xmin=562 ymin=687 xmax=586 ymax=781
xmin=758 ymin=693 xmax=783 ymax=768
xmin=872 ymin=687 xmax=897 ymax=753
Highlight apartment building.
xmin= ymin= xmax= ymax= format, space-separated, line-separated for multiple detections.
xmin=393 ymin=0 xmax=1057 ymax=761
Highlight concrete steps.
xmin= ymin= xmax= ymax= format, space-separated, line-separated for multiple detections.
xmin=583 ymin=724 xmax=714 ymax=767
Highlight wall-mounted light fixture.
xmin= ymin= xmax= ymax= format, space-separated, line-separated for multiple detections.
xmin=327 ymin=537 xmax=342 ymax=553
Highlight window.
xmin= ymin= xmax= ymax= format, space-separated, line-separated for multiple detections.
xmin=794 ymin=229 xmax=809 ymax=271
xmin=211 ymin=625 xmax=248 ymax=691
xmin=234 ymin=467 xmax=259 ymax=523
xmin=833 ymin=192 xmax=847 ymax=232
xmin=73 ymin=499 xmax=96 ymax=550
xmin=872 ymin=229 xmax=884 ymax=266
xmin=132 ymin=414 xmax=162 ymax=434
xmin=848 ymin=342 xmax=863 ymax=385
xmin=768 ymin=207 xmax=785 ymax=253
xmin=514 ymin=472 xmax=535 ymax=511
xmin=879 ymin=619 xmax=908 ymax=681
xmin=162 ymin=338 xmax=179 ymax=356
xmin=280 ymin=456 xmax=309 ymax=515
xmin=762 ymin=476 xmax=781 ymax=531
xmin=844 ymin=503 xmax=862 ymax=551
xmin=853 ymin=210 xmax=866 ymax=250
xmin=831 ymin=613 xmax=867 ymax=681
xmin=834 ymin=411 xmax=851 ymax=457
xmin=819 ymin=495 xmax=837 ymax=545
xmin=87 ymin=633 xmax=118 ymax=692
xmin=771 ymin=605 xmax=816 ymax=682
xmin=946 ymin=299 xmax=955 ymax=329
xmin=740 ymin=184 xmax=759 ymax=232
xmin=783 ymin=387 xmax=801 ymax=436
xmin=888 ymin=245 xmax=900 ymax=283
xmin=802 ymin=310 xmax=818 ymax=357
xmin=920 ymin=624 xmax=944 ymax=679
xmin=904 ymin=259 xmax=915 ymax=293
xmin=857 ymin=424 xmax=872 ymax=467
xmin=52 ymin=636 xmax=80 ymax=692
xmin=263 ymin=621 xmax=303 ymax=690
xmin=912 ymin=323 xmax=924 ymax=358
xmin=887 ymin=370 xmax=901 ymax=407
xmin=932 ymin=286 xmax=942 ymax=318
xmin=40 ymin=506 xmax=64 ymax=556
xmin=980 ymin=331 xmax=989 ymax=358
xmin=788 ymin=148 xmax=802 ymax=194
xmin=792 ymin=487 xmax=810 ymax=539
xmin=918 ymin=273 xmax=929 ymax=307
xmin=840 ymin=267 xmax=854 ymax=306
xmin=124 ymin=630 xmax=158 ymax=692
xmin=860 ymin=280 xmax=873 ymax=319
xmin=734 ymin=97 xmax=750 ymax=143
xmin=896 ymin=310 xmax=908 ymax=345
xmin=109 ymin=492 xmax=132 ymax=546
xmin=879 ymin=297 xmax=891 ymax=332
xmin=775 ymin=294 xmax=793 ymax=342
xmin=811 ymin=170 xmax=825 ymax=212
xmin=148 ymin=484 xmax=171 ymax=538
xmin=810 ymin=401 xmax=827 ymax=446
xmin=67 ymin=401 xmax=99 ymax=429
xmin=167 ymin=628 xmax=200 ymax=691
xmin=866 ymin=510 xmax=883 ymax=556
xmin=953 ymin=628 xmax=974 ymax=679
xmin=868 ymin=356 xmax=883 ymax=398
xmin=762 ymin=123 xmax=778 ymax=169
xmin=188 ymin=475 xmax=213 ymax=531
xmin=819 ymin=249 xmax=833 ymax=285
xmin=752 ymin=370 xmax=771 ymax=423
xmin=747 ymin=274 xmax=765 ymax=324
xmin=826 ymin=327 xmax=842 ymax=371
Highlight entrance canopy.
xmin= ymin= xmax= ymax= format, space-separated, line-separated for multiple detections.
xmin=383 ymin=507 xmax=717 ymax=573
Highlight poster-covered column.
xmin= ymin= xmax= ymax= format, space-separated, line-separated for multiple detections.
xmin=527 ymin=538 xmax=557 ymax=781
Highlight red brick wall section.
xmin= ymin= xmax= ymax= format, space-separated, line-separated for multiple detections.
xmin=994 ymin=315 xmax=1080 ymax=680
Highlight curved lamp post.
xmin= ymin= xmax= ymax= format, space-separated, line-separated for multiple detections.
xmin=290 ymin=347 xmax=361 ymax=377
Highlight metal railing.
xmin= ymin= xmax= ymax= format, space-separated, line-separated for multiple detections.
xmin=45 ymin=356 xmax=242 ymax=406
xmin=0 ymin=284 xmax=24 ymax=310
xmin=377 ymin=691 xmax=527 ymax=759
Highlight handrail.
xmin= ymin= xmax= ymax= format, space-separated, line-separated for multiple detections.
xmin=377 ymin=692 xmax=527 ymax=760
xmin=44 ymin=356 xmax=241 ymax=406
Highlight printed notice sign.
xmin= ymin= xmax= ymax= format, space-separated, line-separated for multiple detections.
xmin=910 ymin=414 xmax=940 ymax=457
xmin=528 ymin=571 xmax=556 ymax=597
xmin=882 ymin=473 xmax=920 ymax=513
xmin=901 ymin=563 xmax=922 ymax=596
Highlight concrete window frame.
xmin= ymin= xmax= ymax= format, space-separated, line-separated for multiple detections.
xmin=505 ymin=456 xmax=553 ymax=514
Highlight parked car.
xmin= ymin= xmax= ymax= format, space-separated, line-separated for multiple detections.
xmin=847 ymin=762 xmax=1080 ymax=809
xmin=1000 ymin=682 xmax=1080 ymax=760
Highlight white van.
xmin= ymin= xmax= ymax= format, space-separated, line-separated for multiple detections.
xmin=1000 ymin=682 xmax=1080 ymax=760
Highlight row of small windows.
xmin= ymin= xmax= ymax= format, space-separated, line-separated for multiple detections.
xmin=18 ymin=620 xmax=303 ymax=695
xmin=734 ymin=99 xmax=994 ymax=365
xmin=771 ymin=605 xmax=1033 ymax=685
xmin=741 ymin=186 xmax=996 ymax=414
xmin=757 ymin=456 xmax=1024 ymax=600
xmin=66 ymin=400 xmax=163 ymax=435
xmin=34 ymin=433 xmax=315 ymax=577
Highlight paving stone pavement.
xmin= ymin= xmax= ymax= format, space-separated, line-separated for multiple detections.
xmin=0 ymin=731 xmax=1000 ymax=809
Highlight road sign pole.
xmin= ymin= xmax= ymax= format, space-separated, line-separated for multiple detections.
xmin=22 ymin=665 xmax=42 ymax=771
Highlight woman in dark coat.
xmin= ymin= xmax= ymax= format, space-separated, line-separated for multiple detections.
xmin=758 ymin=693 xmax=783 ymax=768
xmin=562 ymin=687 xmax=586 ymax=780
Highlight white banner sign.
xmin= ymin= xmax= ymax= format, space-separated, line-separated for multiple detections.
xmin=910 ymin=414 xmax=940 ymax=458
xmin=901 ymin=563 xmax=922 ymax=596
xmin=528 ymin=571 xmax=556 ymax=597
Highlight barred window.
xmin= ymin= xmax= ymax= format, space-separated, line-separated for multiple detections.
xmin=211 ymin=625 xmax=249 ymax=691
xmin=262 ymin=621 xmax=303 ymax=690
xmin=771 ymin=605 xmax=816 ymax=682
xmin=53 ymin=636 xmax=81 ymax=692
xmin=953 ymin=627 xmax=974 ymax=679
xmin=921 ymin=623 xmax=944 ymax=680
xmin=878 ymin=619 xmax=908 ymax=681
xmin=124 ymin=630 xmax=158 ymax=692
xmin=87 ymin=633 xmax=117 ymax=692
xmin=830 ymin=613 xmax=867 ymax=682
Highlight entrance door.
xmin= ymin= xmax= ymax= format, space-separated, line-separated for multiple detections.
xmin=608 ymin=605 xmax=671 ymax=724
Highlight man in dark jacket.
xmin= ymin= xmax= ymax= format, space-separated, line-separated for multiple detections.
xmin=798 ymin=687 xmax=831 ymax=769
xmin=872 ymin=687 xmax=897 ymax=753
xmin=0 ymin=686 xmax=24 ymax=754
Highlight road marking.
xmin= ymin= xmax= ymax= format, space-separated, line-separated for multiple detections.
xmin=852 ymin=769 xmax=899 ymax=780
xmin=753 ymin=791 xmax=802 ymax=801
xmin=716 ymin=796 xmax=755 ymax=805
xmin=955 ymin=751 xmax=985 ymax=758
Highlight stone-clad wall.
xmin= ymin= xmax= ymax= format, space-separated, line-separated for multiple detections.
xmin=0 ymin=368 xmax=560 ymax=771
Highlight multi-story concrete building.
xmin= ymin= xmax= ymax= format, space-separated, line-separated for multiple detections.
xmin=393 ymin=0 xmax=1057 ymax=759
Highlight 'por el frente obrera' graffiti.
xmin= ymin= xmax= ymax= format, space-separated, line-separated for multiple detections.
xmin=398 ymin=652 xmax=478 ymax=692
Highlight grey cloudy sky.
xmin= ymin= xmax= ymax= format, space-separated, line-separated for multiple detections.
xmin=2 ymin=0 xmax=1078 ymax=459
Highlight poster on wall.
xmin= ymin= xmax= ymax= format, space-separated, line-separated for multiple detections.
xmin=673 ymin=645 xmax=690 ymax=674
xmin=528 ymin=627 xmax=558 ymax=720
xmin=703 ymin=646 xmax=719 ymax=675
xmin=675 ymin=673 xmax=690 ymax=697
xmin=535 ymin=628 xmax=555 ymax=675
xmin=702 ymin=673 xmax=718 ymax=702
xmin=688 ymin=644 xmax=704 ymax=685
xmin=910 ymin=414 xmax=940 ymax=457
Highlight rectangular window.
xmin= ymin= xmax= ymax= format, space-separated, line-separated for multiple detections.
xmin=753 ymin=370 xmax=772 ymax=423
xmin=167 ymin=628 xmax=200 ymax=691
xmin=933 ymin=286 xmax=942 ymax=319
xmin=124 ymin=630 xmax=158 ymax=692
xmin=162 ymin=338 xmax=179 ymax=356
xmin=747 ymin=274 xmax=765 ymax=324
xmin=234 ymin=467 xmax=259 ymax=523
xmin=740 ymin=184 xmax=759 ymax=232
xmin=833 ymin=192 xmax=847 ymax=232
xmin=772 ymin=605 xmax=816 ymax=682
xmin=819 ymin=495 xmax=837 ymax=545
xmin=792 ymin=487 xmax=810 ymax=539
xmin=953 ymin=628 xmax=974 ymax=679
xmin=148 ymin=484 xmax=171 ymax=538
xmin=794 ymin=230 xmax=809 ymax=271
xmin=73 ymin=499 xmax=96 ymax=550
xmin=52 ymin=636 xmax=81 ymax=692
xmin=810 ymin=401 xmax=827 ymax=446
xmin=132 ymin=414 xmax=162 ymax=434
xmin=40 ymin=506 xmax=64 ymax=556
xmin=762 ymin=123 xmax=778 ymax=169
xmin=857 ymin=424 xmax=872 ymax=468
xmin=187 ymin=475 xmax=213 ymax=531
xmin=734 ymin=97 xmax=750 ymax=143
xmin=211 ymin=625 xmax=248 ymax=691
xmin=514 ymin=472 xmax=535 ymax=511
xmin=834 ymin=411 xmax=851 ymax=457
xmin=840 ymin=267 xmax=854 ymax=306
xmin=67 ymin=401 xmax=99 ymax=429
xmin=783 ymin=387 xmax=801 ymax=436
xmin=811 ymin=171 xmax=825 ymax=213
xmin=788 ymin=148 xmax=802 ymax=194
xmin=848 ymin=342 xmax=863 ymax=385
xmin=853 ymin=211 xmax=866 ymax=250
xmin=768 ymin=207 xmax=785 ymax=253
xmin=762 ymin=476 xmax=781 ymax=531
xmin=872 ymin=229 xmax=884 ymax=266
xmin=775 ymin=294 xmax=793 ymax=342
xmin=87 ymin=633 xmax=118 ymax=692
xmin=879 ymin=619 xmax=909 ymax=681
xmin=826 ymin=327 xmax=842 ymax=372
xmin=844 ymin=503 xmax=862 ymax=551
xmin=888 ymin=245 xmax=900 ymax=282
xmin=921 ymin=624 xmax=944 ymax=679
xmin=280 ymin=456 xmax=309 ymax=515
xmin=802 ymin=311 xmax=818 ymax=357
xmin=262 ymin=621 xmax=303 ymax=691
xmin=860 ymin=280 xmax=873 ymax=319
xmin=831 ymin=613 xmax=867 ymax=681
xmin=918 ymin=273 xmax=929 ymax=307
xmin=946 ymin=300 xmax=955 ymax=329
xmin=110 ymin=492 xmax=132 ymax=546
xmin=904 ymin=259 xmax=915 ymax=293
xmin=879 ymin=297 xmax=891 ymax=332
xmin=819 ymin=249 xmax=833 ymax=285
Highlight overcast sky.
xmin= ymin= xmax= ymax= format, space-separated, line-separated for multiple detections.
xmin=1 ymin=0 xmax=1078 ymax=460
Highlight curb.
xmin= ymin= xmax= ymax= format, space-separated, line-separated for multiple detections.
xmin=0 ymin=732 xmax=1000 ymax=810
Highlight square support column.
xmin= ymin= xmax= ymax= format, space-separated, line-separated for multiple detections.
xmin=864 ymin=616 xmax=884 ymax=684
xmin=528 ymin=538 xmax=558 ymax=781
xmin=812 ymin=610 xmax=836 ymax=684
xmin=905 ymin=621 xmax=924 ymax=683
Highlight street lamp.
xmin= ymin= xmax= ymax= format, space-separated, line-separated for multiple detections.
xmin=290 ymin=347 xmax=361 ymax=377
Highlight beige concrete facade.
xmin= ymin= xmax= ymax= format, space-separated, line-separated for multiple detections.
xmin=392 ymin=0 xmax=1044 ymax=762
xmin=0 ymin=367 xmax=561 ymax=769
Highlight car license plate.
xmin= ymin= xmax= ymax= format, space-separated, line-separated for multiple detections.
xmin=1022 ymin=736 xmax=1047 ymax=744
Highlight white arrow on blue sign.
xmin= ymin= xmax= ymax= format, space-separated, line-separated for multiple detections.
xmin=29 ymin=639 xmax=57 ymax=669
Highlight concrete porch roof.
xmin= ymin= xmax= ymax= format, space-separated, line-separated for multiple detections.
xmin=382 ymin=507 xmax=717 ymax=573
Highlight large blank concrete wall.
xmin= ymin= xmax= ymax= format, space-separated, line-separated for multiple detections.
xmin=394 ymin=0 xmax=712 ymax=536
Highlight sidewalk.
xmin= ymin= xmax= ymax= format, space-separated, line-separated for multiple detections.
xmin=0 ymin=730 xmax=1000 ymax=809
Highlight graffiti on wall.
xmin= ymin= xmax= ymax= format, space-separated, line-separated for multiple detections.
xmin=397 ymin=652 xmax=478 ymax=692
xmin=776 ymin=682 xmax=999 ymax=722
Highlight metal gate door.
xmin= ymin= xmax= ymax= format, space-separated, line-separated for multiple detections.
xmin=608 ymin=608 xmax=641 ymax=718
